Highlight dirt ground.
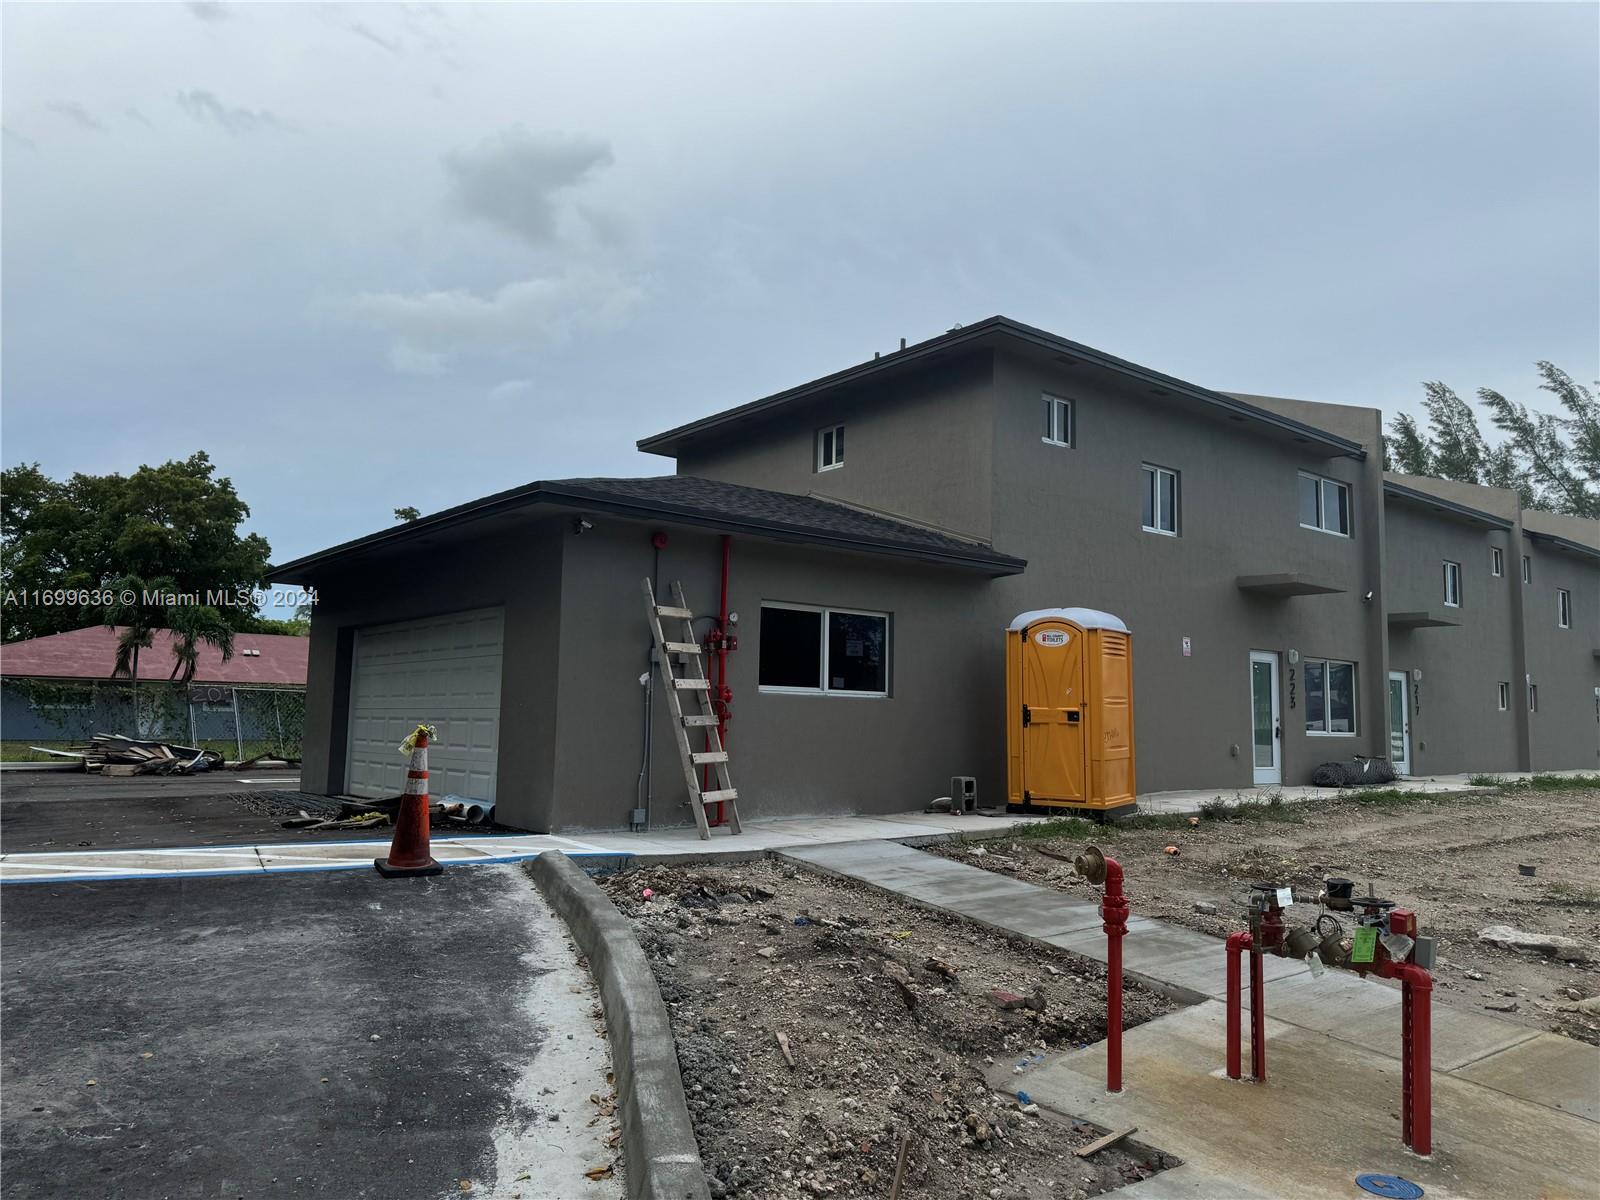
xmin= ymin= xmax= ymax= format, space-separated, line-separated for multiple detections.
xmin=931 ymin=784 xmax=1600 ymax=1043
xmin=599 ymin=859 xmax=1178 ymax=1200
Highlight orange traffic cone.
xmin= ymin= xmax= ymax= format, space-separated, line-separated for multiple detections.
xmin=375 ymin=724 xmax=443 ymax=878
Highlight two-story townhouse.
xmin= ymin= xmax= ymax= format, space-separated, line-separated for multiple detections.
xmin=273 ymin=317 xmax=1599 ymax=832
xmin=1377 ymin=475 xmax=1599 ymax=775
xmin=659 ymin=320 xmax=1392 ymax=795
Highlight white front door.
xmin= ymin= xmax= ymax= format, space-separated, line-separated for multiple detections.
xmin=1249 ymin=651 xmax=1282 ymax=786
xmin=1388 ymin=671 xmax=1411 ymax=775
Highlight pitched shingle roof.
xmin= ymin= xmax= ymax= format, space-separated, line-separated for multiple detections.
xmin=269 ymin=475 xmax=1025 ymax=581
xmin=0 ymin=627 xmax=308 ymax=685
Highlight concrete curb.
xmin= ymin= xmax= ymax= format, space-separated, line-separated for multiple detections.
xmin=531 ymin=852 xmax=710 ymax=1200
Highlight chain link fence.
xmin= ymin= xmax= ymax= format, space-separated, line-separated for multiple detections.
xmin=2 ymin=679 xmax=306 ymax=762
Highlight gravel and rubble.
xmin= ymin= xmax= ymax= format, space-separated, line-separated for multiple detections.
xmin=932 ymin=784 xmax=1600 ymax=1043
xmin=599 ymin=858 xmax=1177 ymax=1200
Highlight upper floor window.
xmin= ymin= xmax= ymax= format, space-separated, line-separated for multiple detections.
xmin=1298 ymin=471 xmax=1350 ymax=537
xmin=1528 ymin=682 xmax=1539 ymax=712
xmin=1491 ymin=547 xmax=1503 ymax=577
xmin=1522 ymin=555 xmax=1532 ymax=584
xmin=815 ymin=425 xmax=844 ymax=472
xmin=1558 ymin=588 xmax=1571 ymax=629
xmin=1042 ymin=394 xmax=1074 ymax=447
xmin=1443 ymin=560 xmax=1462 ymax=608
xmin=1498 ymin=681 xmax=1510 ymax=711
xmin=758 ymin=602 xmax=889 ymax=697
xmin=1141 ymin=464 xmax=1179 ymax=536
xmin=1304 ymin=658 xmax=1357 ymax=735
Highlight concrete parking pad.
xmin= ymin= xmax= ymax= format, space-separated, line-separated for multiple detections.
xmin=1 ymin=865 xmax=623 ymax=1199
xmin=996 ymin=1001 xmax=1600 ymax=1200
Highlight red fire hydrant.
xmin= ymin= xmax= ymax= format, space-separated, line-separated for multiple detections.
xmin=1075 ymin=845 xmax=1127 ymax=1094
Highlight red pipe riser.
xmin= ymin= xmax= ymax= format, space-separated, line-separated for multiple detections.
xmin=709 ymin=535 xmax=732 ymax=825
xmin=1099 ymin=857 xmax=1127 ymax=1094
xmin=1250 ymin=947 xmax=1266 ymax=1081
xmin=1225 ymin=932 xmax=1251 ymax=1079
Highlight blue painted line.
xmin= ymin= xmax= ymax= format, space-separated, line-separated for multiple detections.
xmin=0 ymin=850 xmax=632 ymax=885
xmin=5 ymin=832 xmax=570 ymax=858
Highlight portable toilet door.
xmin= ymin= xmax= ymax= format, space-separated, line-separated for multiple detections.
xmin=1006 ymin=608 xmax=1134 ymax=813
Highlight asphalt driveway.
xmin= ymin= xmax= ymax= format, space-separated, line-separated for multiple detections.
xmin=1 ymin=864 xmax=623 ymax=1199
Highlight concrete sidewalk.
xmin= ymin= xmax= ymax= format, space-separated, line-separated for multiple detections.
xmin=780 ymin=840 xmax=1600 ymax=1198
xmin=1 ymin=769 xmax=1525 ymax=885
xmin=0 ymin=809 xmax=1055 ymax=884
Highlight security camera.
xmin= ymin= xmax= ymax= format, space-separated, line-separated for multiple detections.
xmin=1363 ymin=590 xmax=1374 ymax=602
xmin=573 ymin=517 xmax=593 ymax=534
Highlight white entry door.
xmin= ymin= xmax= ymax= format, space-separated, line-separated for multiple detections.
xmin=1249 ymin=651 xmax=1282 ymax=786
xmin=1388 ymin=671 xmax=1411 ymax=775
xmin=346 ymin=608 xmax=504 ymax=803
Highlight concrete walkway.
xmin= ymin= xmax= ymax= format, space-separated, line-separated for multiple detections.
xmin=0 ymin=809 xmax=1055 ymax=884
xmin=779 ymin=840 xmax=1600 ymax=1199
xmin=0 ymin=769 xmax=1529 ymax=884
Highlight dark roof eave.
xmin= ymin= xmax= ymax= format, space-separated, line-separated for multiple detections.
xmin=1382 ymin=481 xmax=1514 ymax=530
xmin=638 ymin=316 xmax=1367 ymax=461
xmin=1523 ymin=529 xmax=1600 ymax=561
xmin=268 ymin=482 xmax=1027 ymax=583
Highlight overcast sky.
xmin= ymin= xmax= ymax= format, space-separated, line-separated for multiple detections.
xmin=4 ymin=2 xmax=1597 ymax=567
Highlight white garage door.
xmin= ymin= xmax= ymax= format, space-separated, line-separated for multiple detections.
xmin=346 ymin=608 xmax=503 ymax=803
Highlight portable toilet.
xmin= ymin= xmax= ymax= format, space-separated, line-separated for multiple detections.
xmin=1006 ymin=608 xmax=1135 ymax=814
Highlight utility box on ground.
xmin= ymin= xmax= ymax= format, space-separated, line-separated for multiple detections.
xmin=1006 ymin=608 xmax=1135 ymax=814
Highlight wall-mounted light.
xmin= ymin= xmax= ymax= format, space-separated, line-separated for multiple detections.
xmin=1287 ymin=649 xmax=1300 ymax=665
xmin=1363 ymin=590 xmax=1375 ymax=603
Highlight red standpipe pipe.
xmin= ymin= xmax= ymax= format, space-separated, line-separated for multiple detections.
xmin=1225 ymin=931 xmax=1252 ymax=1080
xmin=1377 ymin=959 xmax=1433 ymax=1156
xmin=1100 ymin=856 xmax=1128 ymax=1094
xmin=705 ymin=535 xmax=733 ymax=825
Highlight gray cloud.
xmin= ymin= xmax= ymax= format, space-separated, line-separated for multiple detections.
xmin=175 ymin=89 xmax=285 ymax=135
xmin=328 ymin=266 xmax=648 ymax=376
xmin=443 ymin=126 xmax=613 ymax=246
xmin=346 ymin=21 xmax=401 ymax=54
xmin=48 ymin=102 xmax=105 ymax=132
xmin=3 ymin=126 xmax=38 ymax=153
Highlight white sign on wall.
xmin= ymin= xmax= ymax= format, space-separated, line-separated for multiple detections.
xmin=1182 ymin=636 xmax=1192 ymax=657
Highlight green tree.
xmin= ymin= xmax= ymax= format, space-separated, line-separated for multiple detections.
xmin=1 ymin=452 xmax=272 ymax=643
xmin=1479 ymin=363 xmax=1598 ymax=519
xmin=1380 ymin=365 xmax=1600 ymax=513
xmin=393 ymin=506 xmax=421 ymax=522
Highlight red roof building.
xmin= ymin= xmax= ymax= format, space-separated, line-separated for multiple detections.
xmin=0 ymin=627 xmax=308 ymax=687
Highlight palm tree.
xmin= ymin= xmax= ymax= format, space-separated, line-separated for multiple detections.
xmin=105 ymin=575 xmax=162 ymax=682
xmin=166 ymin=603 xmax=235 ymax=683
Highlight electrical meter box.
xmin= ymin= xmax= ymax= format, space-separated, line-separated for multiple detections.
xmin=1006 ymin=608 xmax=1135 ymax=814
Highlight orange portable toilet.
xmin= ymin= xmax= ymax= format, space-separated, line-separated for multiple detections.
xmin=1006 ymin=608 xmax=1135 ymax=815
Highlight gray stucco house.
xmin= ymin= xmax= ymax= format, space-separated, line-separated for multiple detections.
xmin=271 ymin=317 xmax=1599 ymax=832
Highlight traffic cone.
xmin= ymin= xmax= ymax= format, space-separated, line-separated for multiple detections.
xmin=375 ymin=724 xmax=443 ymax=878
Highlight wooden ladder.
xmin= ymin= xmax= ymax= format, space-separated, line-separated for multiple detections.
xmin=643 ymin=578 xmax=741 ymax=839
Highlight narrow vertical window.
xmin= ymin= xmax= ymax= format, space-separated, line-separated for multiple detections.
xmin=1528 ymin=682 xmax=1538 ymax=712
xmin=1141 ymin=465 xmax=1178 ymax=535
xmin=1522 ymin=555 xmax=1532 ymax=584
xmin=1490 ymin=547 xmax=1503 ymax=577
xmin=1042 ymin=394 xmax=1073 ymax=447
xmin=1442 ymin=560 xmax=1461 ymax=608
xmin=1497 ymin=682 xmax=1509 ymax=711
xmin=815 ymin=424 xmax=844 ymax=472
xmin=1557 ymin=588 xmax=1571 ymax=628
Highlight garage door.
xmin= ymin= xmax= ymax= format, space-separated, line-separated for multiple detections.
xmin=346 ymin=608 xmax=503 ymax=803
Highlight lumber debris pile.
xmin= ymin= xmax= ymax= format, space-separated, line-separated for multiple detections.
xmin=73 ymin=734 xmax=225 ymax=776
